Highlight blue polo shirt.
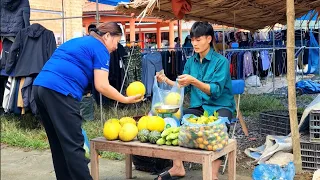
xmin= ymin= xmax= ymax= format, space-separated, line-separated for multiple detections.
xmin=183 ymin=48 xmax=235 ymax=115
xmin=33 ymin=36 xmax=110 ymax=101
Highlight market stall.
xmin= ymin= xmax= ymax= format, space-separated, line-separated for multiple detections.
xmin=84 ymin=0 xmax=320 ymax=177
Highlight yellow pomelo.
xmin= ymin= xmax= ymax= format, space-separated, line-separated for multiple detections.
xmin=147 ymin=116 xmax=165 ymax=132
xmin=103 ymin=122 xmax=121 ymax=140
xmin=126 ymin=81 xmax=146 ymax=97
xmin=119 ymin=123 xmax=138 ymax=142
xmin=164 ymin=92 xmax=181 ymax=105
xmin=119 ymin=117 xmax=136 ymax=126
xmin=137 ymin=116 xmax=149 ymax=131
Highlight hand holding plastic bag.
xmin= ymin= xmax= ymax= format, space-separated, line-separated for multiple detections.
xmin=149 ymin=76 xmax=184 ymax=122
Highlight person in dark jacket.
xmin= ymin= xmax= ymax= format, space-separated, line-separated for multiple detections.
xmin=0 ymin=0 xmax=30 ymax=37
xmin=6 ymin=23 xmax=57 ymax=77
xmin=32 ymin=22 xmax=143 ymax=180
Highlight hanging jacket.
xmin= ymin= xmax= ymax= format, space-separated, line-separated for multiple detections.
xmin=0 ymin=0 xmax=30 ymax=37
xmin=142 ymin=52 xmax=163 ymax=97
xmin=6 ymin=23 xmax=57 ymax=77
xmin=305 ymin=30 xmax=319 ymax=75
xmin=0 ymin=37 xmax=14 ymax=71
xmin=21 ymin=77 xmax=37 ymax=114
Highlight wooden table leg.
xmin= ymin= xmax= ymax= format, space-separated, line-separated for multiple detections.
xmin=227 ymin=148 xmax=236 ymax=180
xmin=125 ymin=154 xmax=133 ymax=179
xmin=90 ymin=142 xmax=99 ymax=180
xmin=202 ymin=156 xmax=212 ymax=180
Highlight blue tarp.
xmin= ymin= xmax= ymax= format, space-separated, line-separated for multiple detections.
xmin=296 ymin=80 xmax=320 ymax=94
xmin=296 ymin=10 xmax=319 ymax=21
xmin=88 ymin=0 xmax=129 ymax=6
xmin=304 ymin=30 xmax=320 ymax=75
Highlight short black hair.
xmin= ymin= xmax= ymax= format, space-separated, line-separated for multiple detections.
xmin=190 ymin=21 xmax=214 ymax=38
xmin=88 ymin=24 xmax=96 ymax=33
xmin=190 ymin=21 xmax=215 ymax=47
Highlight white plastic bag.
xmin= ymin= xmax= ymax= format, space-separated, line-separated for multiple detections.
xmin=246 ymin=75 xmax=261 ymax=87
xmin=149 ymin=76 xmax=184 ymax=124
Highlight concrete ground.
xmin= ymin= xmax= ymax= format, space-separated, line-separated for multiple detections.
xmin=1 ymin=145 xmax=252 ymax=180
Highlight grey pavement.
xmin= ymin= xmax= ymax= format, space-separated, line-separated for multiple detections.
xmin=1 ymin=145 xmax=251 ymax=180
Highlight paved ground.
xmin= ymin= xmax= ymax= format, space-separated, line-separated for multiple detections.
xmin=1 ymin=145 xmax=252 ymax=180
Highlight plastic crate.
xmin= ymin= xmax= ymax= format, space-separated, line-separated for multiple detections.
xmin=310 ymin=110 xmax=320 ymax=143
xmin=259 ymin=110 xmax=302 ymax=136
xmin=300 ymin=140 xmax=320 ymax=171
xmin=310 ymin=128 xmax=320 ymax=143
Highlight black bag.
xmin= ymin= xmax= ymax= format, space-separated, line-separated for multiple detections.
xmin=132 ymin=155 xmax=172 ymax=174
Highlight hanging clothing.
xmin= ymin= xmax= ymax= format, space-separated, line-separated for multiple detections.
xmin=108 ymin=44 xmax=126 ymax=92
xmin=243 ymin=52 xmax=254 ymax=77
xmin=0 ymin=0 xmax=30 ymax=37
xmin=21 ymin=77 xmax=37 ymax=114
xmin=17 ymin=77 xmax=25 ymax=114
xmin=2 ymin=77 xmax=17 ymax=113
xmin=6 ymin=23 xmax=56 ymax=76
xmin=305 ymin=30 xmax=319 ymax=74
xmin=260 ymin=50 xmax=270 ymax=71
xmin=171 ymin=0 xmax=192 ymax=19
xmin=1 ymin=37 xmax=14 ymax=71
xmin=142 ymin=52 xmax=163 ymax=97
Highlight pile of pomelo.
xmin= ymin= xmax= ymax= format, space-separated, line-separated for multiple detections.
xmin=103 ymin=116 xmax=166 ymax=142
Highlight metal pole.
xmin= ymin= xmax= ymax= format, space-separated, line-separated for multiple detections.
xmin=300 ymin=20 xmax=303 ymax=80
xmin=272 ymin=29 xmax=275 ymax=94
xmin=222 ymin=26 xmax=226 ymax=56
xmin=62 ymin=0 xmax=65 ymax=43
xmin=318 ymin=18 xmax=320 ymax=75
xmin=115 ymin=44 xmax=136 ymax=109
xmin=96 ymin=0 xmax=103 ymax=126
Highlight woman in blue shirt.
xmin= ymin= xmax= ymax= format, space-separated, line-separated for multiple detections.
xmin=33 ymin=22 xmax=142 ymax=180
xmin=156 ymin=22 xmax=235 ymax=180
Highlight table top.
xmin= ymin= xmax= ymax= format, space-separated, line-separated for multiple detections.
xmin=91 ymin=137 xmax=236 ymax=155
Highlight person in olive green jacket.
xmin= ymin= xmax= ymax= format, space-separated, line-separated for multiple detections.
xmin=155 ymin=21 xmax=235 ymax=180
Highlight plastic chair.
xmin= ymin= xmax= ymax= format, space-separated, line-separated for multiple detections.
xmin=221 ymin=79 xmax=246 ymax=174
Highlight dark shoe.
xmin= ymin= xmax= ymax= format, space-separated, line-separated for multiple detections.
xmin=154 ymin=171 xmax=184 ymax=180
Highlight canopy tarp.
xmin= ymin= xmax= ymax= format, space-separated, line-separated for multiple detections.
xmin=297 ymin=10 xmax=319 ymax=21
xmin=88 ymin=0 xmax=129 ymax=7
xmin=116 ymin=0 xmax=320 ymax=30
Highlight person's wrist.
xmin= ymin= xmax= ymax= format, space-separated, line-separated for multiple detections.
xmin=164 ymin=77 xmax=168 ymax=83
xmin=190 ymin=76 xmax=196 ymax=85
xmin=123 ymin=96 xmax=129 ymax=104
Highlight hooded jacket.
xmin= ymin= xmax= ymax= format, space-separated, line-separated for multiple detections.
xmin=0 ymin=0 xmax=30 ymax=36
xmin=6 ymin=23 xmax=57 ymax=77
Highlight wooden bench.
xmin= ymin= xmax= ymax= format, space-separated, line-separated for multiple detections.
xmin=90 ymin=137 xmax=237 ymax=180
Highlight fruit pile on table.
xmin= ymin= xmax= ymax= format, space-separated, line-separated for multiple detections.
xmin=103 ymin=110 xmax=229 ymax=152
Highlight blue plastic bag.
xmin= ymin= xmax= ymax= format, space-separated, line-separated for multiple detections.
xmin=252 ymin=162 xmax=295 ymax=180
xmin=82 ymin=128 xmax=90 ymax=159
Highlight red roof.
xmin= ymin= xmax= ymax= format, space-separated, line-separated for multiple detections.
xmin=83 ymin=2 xmax=116 ymax=12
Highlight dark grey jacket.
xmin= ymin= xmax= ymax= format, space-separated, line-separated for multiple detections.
xmin=6 ymin=23 xmax=57 ymax=77
xmin=0 ymin=0 xmax=30 ymax=36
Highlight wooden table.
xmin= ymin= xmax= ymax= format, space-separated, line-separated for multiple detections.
xmin=90 ymin=137 xmax=237 ymax=180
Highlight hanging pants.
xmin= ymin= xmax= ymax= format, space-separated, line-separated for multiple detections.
xmin=33 ymin=86 xmax=92 ymax=180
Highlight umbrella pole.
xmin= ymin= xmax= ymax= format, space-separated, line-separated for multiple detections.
xmin=286 ymin=0 xmax=302 ymax=173
xmin=96 ymin=0 xmax=104 ymax=127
